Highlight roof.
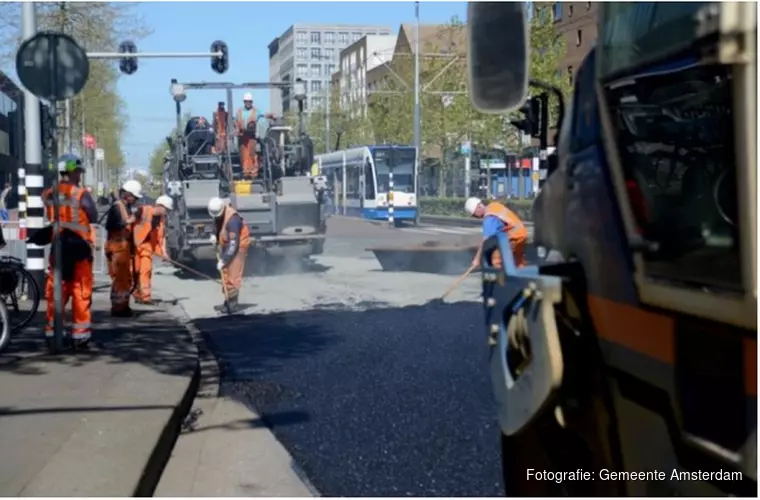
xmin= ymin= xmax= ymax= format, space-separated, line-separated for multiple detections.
xmin=397 ymin=23 xmax=467 ymax=55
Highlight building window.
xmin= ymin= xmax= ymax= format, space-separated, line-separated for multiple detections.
xmin=567 ymin=65 xmax=574 ymax=84
xmin=310 ymin=32 xmax=321 ymax=44
xmin=296 ymin=47 xmax=307 ymax=59
xmin=367 ymin=31 xmax=377 ymax=36
xmin=351 ymin=32 xmax=362 ymax=42
xmin=568 ymin=4 xmax=574 ymax=17
xmin=324 ymin=48 xmax=334 ymax=60
xmin=296 ymin=31 xmax=307 ymax=43
xmin=311 ymin=47 xmax=321 ymax=59
xmin=552 ymin=3 xmax=562 ymax=21
xmin=312 ymin=96 xmax=323 ymax=109
xmin=311 ymin=80 xmax=322 ymax=93
xmin=325 ymin=31 xmax=335 ymax=44
xmin=327 ymin=64 xmax=336 ymax=75
xmin=310 ymin=64 xmax=321 ymax=77
xmin=296 ymin=64 xmax=308 ymax=78
xmin=338 ymin=32 xmax=349 ymax=44
xmin=576 ymin=29 xmax=583 ymax=46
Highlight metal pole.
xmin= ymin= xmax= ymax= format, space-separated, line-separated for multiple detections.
xmin=412 ymin=1 xmax=421 ymax=225
xmin=324 ymin=82 xmax=331 ymax=153
xmin=86 ymin=51 xmax=223 ymax=59
xmin=64 ymin=99 xmax=71 ymax=152
xmin=21 ymin=2 xmax=46 ymax=311
xmin=538 ymin=92 xmax=549 ymax=192
xmin=388 ymin=167 xmax=394 ymax=227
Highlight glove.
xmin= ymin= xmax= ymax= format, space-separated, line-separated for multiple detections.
xmin=216 ymin=259 xmax=224 ymax=271
xmin=209 ymin=234 xmax=217 ymax=245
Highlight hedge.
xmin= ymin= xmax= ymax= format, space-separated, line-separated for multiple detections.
xmin=419 ymin=197 xmax=534 ymax=221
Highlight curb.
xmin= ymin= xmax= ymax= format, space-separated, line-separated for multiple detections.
xmin=133 ymin=299 xmax=202 ymax=497
xmin=161 ymin=292 xmax=322 ymax=497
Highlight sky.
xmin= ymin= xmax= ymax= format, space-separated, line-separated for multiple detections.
xmin=118 ymin=1 xmax=467 ymax=172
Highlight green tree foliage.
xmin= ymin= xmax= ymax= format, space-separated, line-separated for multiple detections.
xmin=148 ymin=111 xmax=192 ymax=181
xmin=0 ymin=2 xmax=151 ymax=180
xmin=529 ymin=4 xmax=573 ymax=124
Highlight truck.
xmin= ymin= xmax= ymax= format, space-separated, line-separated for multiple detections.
xmin=162 ymin=79 xmax=328 ymax=264
xmin=467 ymin=2 xmax=756 ymax=496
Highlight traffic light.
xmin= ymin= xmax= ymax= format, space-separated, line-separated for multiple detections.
xmin=211 ymin=41 xmax=229 ymax=74
xmin=510 ymin=97 xmax=540 ymax=138
xmin=118 ymin=40 xmax=138 ymax=75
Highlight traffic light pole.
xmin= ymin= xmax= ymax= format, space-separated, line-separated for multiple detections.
xmin=538 ymin=92 xmax=549 ymax=192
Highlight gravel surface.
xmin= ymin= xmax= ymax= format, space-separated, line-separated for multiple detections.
xmin=153 ymin=217 xmax=504 ymax=496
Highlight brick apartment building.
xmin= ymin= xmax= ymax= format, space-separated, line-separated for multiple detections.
xmin=552 ymin=2 xmax=600 ymax=85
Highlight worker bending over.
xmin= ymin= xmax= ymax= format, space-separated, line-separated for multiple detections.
xmin=208 ymin=196 xmax=251 ymax=312
xmin=41 ymin=154 xmax=98 ymax=348
xmin=466 ymin=197 xmax=528 ymax=269
xmin=104 ymin=180 xmax=142 ymax=316
xmin=132 ymin=195 xmax=173 ymax=304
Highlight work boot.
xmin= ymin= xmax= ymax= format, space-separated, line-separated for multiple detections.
xmin=72 ymin=337 xmax=91 ymax=350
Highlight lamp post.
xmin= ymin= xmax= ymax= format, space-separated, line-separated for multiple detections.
xmin=413 ymin=0 xmax=421 ymax=224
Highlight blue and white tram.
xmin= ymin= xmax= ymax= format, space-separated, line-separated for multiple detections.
xmin=315 ymin=145 xmax=418 ymax=223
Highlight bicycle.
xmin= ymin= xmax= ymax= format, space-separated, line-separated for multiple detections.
xmin=0 ymin=255 xmax=41 ymax=334
xmin=0 ymin=300 xmax=10 ymax=353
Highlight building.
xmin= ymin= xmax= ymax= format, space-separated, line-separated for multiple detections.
xmin=336 ymin=35 xmax=397 ymax=117
xmin=552 ymin=2 xmax=599 ymax=84
xmin=267 ymin=23 xmax=393 ymax=115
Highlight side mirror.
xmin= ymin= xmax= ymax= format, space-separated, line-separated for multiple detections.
xmin=467 ymin=2 xmax=530 ymax=113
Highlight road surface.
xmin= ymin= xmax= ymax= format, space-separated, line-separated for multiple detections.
xmin=153 ymin=216 xmax=520 ymax=496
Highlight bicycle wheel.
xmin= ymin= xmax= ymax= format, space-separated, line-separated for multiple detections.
xmin=0 ymin=262 xmax=41 ymax=333
xmin=0 ymin=300 xmax=10 ymax=353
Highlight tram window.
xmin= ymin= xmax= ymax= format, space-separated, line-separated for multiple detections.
xmin=364 ymin=159 xmax=375 ymax=199
xmin=346 ymin=164 xmax=362 ymax=199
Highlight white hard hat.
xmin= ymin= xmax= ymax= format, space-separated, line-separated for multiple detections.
xmin=464 ymin=197 xmax=482 ymax=215
xmin=121 ymin=179 xmax=143 ymax=199
xmin=243 ymin=92 xmax=253 ymax=101
xmin=156 ymin=195 xmax=173 ymax=211
xmin=207 ymin=196 xmax=226 ymax=218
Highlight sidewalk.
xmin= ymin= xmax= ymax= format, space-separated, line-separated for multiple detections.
xmin=0 ymin=288 xmax=198 ymax=497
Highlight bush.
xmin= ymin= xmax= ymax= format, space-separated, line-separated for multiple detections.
xmin=420 ymin=197 xmax=534 ymax=221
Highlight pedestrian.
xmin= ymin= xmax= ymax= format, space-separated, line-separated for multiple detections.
xmin=104 ymin=180 xmax=142 ymax=317
xmin=465 ymin=196 xmax=528 ymax=269
xmin=131 ymin=194 xmax=173 ymax=304
xmin=207 ymin=196 xmax=251 ymax=312
xmin=40 ymin=154 xmax=99 ymax=348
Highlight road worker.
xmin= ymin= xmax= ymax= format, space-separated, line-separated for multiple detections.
xmin=207 ymin=196 xmax=251 ymax=312
xmin=40 ymin=154 xmax=98 ymax=348
xmin=104 ymin=179 xmax=142 ymax=316
xmin=466 ymin=197 xmax=528 ymax=269
xmin=131 ymin=194 xmax=173 ymax=304
xmin=212 ymin=101 xmax=228 ymax=153
xmin=235 ymin=93 xmax=259 ymax=179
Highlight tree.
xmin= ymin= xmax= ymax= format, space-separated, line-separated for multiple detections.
xmin=148 ymin=111 xmax=192 ymax=181
xmin=0 ymin=2 xmax=151 ymax=180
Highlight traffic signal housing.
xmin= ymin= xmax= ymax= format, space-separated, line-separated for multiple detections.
xmin=510 ymin=97 xmax=540 ymax=138
xmin=211 ymin=41 xmax=229 ymax=74
xmin=118 ymin=40 xmax=137 ymax=75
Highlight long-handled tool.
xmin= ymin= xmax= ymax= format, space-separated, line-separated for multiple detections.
xmin=440 ymin=262 xmax=479 ymax=302
xmin=216 ymin=250 xmax=232 ymax=315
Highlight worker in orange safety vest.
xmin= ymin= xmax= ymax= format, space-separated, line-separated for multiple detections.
xmin=465 ymin=197 xmax=528 ymax=269
xmin=235 ymin=93 xmax=259 ymax=179
xmin=40 ymin=154 xmax=99 ymax=348
xmin=132 ymin=194 xmax=173 ymax=304
xmin=207 ymin=196 xmax=251 ymax=312
xmin=104 ymin=179 xmax=142 ymax=316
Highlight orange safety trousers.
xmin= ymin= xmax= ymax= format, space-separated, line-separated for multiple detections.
xmin=106 ymin=239 xmax=133 ymax=312
xmin=222 ymin=246 xmax=248 ymax=300
xmin=44 ymin=257 xmax=94 ymax=340
xmin=132 ymin=241 xmax=153 ymax=302
xmin=239 ymin=136 xmax=259 ymax=179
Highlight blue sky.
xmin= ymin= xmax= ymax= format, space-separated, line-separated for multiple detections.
xmin=119 ymin=1 xmax=467 ymax=171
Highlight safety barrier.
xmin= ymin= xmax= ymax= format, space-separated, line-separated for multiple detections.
xmin=0 ymin=222 xmax=109 ymax=275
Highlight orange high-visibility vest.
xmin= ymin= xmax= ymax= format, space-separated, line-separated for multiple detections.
xmin=42 ymin=182 xmax=95 ymax=244
xmin=236 ymin=108 xmax=257 ymax=133
xmin=132 ymin=205 xmax=155 ymax=246
xmin=485 ymin=202 xmax=528 ymax=241
xmin=218 ymin=205 xmax=251 ymax=250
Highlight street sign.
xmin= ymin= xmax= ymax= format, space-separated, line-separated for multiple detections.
xmin=95 ymin=148 xmax=105 ymax=160
xmin=16 ymin=32 xmax=90 ymax=101
xmin=83 ymin=134 xmax=97 ymax=150
xmin=460 ymin=141 xmax=471 ymax=155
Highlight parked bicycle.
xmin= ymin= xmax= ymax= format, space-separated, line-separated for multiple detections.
xmin=0 ymin=299 xmax=10 ymax=353
xmin=0 ymin=255 xmax=41 ymax=335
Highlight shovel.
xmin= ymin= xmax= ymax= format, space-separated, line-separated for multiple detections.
xmin=431 ymin=262 xmax=479 ymax=305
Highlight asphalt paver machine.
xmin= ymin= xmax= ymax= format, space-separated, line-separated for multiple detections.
xmin=163 ymin=79 xmax=328 ymax=262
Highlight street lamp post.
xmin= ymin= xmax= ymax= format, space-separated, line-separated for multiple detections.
xmin=413 ymin=1 xmax=421 ymax=225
